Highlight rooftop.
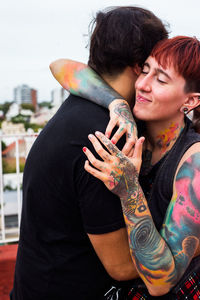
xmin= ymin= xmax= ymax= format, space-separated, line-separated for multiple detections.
xmin=0 ymin=243 xmax=18 ymax=300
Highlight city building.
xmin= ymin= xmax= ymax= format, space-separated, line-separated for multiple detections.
xmin=2 ymin=140 xmax=26 ymax=159
xmin=5 ymin=103 xmax=20 ymax=121
xmin=30 ymin=107 xmax=54 ymax=125
xmin=51 ymin=87 xmax=69 ymax=107
xmin=1 ymin=121 xmax=25 ymax=135
xmin=31 ymin=89 xmax=37 ymax=110
xmin=14 ymin=84 xmax=38 ymax=109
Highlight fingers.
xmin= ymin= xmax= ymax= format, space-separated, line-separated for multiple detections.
xmin=121 ymin=125 xmax=137 ymax=155
xmin=121 ymin=134 xmax=136 ymax=156
xmin=132 ymin=137 xmax=145 ymax=159
xmin=105 ymin=119 xmax=117 ymax=138
xmin=95 ymin=131 xmax=120 ymax=156
xmin=83 ymin=147 xmax=105 ymax=171
xmin=126 ymin=147 xmax=135 ymax=158
xmin=84 ymin=160 xmax=109 ymax=182
xmin=88 ymin=134 xmax=112 ymax=162
xmin=110 ymin=126 xmax=126 ymax=145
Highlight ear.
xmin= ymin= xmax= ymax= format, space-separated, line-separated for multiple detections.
xmin=133 ymin=64 xmax=141 ymax=76
xmin=182 ymin=93 xmax=200 ymax=112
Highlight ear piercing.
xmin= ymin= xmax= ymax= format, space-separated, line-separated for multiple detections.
xmin=182 ymin=107 xmax=188 ymax=114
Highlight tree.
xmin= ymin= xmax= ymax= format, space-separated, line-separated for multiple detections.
xmin=11 ymin=114 xmax=29 ymax=123
xmin=39 ymin=101 xmax=52 ymax=109
xmin=0 ymin=102 xmax=13 ymax=116
xmin=1 ymin=141 xmax=6 ymax=151
xmin=21 ymin=103 xmax=35 ymax=112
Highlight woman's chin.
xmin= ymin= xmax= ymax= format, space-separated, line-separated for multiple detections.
xmin=133 ymin=109 xmax=150 ymax=121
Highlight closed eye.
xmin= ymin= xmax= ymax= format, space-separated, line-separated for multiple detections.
xmin=157 ymin=78 xmax=167 ymax=84
xmin=141 ymin=70 xmax=149 ymax=75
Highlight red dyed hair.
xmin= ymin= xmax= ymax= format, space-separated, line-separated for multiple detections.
xmin=151 ymin=36 xmax=200 ymax=93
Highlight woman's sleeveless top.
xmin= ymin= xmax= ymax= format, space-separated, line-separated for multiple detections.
xmin=139 ymin=117 xmax=200 ymax=292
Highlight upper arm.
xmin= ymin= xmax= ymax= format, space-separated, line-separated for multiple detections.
xmin=74 ymin=134 xmax=138 ymax=281
xmin=80 ymin=173 xmax=138 ymax=281
xmin=161 ymin=144 xmax=200 ymax=276
xmin=88 ymin=228 xmax=138 ymax=281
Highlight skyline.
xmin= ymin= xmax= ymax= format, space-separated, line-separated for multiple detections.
xmin=1 ymin=0 xmax=200 ymax=103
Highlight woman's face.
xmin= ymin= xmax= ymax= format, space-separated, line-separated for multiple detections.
xmin=134 ymin=56 xmax=187 ymax=122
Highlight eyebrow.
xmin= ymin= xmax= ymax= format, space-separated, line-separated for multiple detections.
xmin=143 ymin=62 xmax=172 ymax=81
xmin=157 ymin=68 xmax=172 ymax=80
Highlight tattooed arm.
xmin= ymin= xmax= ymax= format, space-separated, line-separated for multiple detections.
xmin=83 ymin=133 xmax=200 ymax=296
xmin=160 ymin=143 xmax=200 ymax=283
xmin=50 ymin=59 xmax=137 ymax=154
xmin=50 ymin=59 xmax=123 ymax=105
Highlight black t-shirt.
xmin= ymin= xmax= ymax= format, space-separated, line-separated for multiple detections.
xmin=12 ymin=95 xmax=126 ymax=300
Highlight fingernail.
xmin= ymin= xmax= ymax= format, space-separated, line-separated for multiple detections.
xmin=111 ymin=140 xmax=116 ymax=144
xmin=88 ymin=134 xmax=93 ymax=139
xmin=95 ymin=131 xmax=100 ymax=136
xmin=83 ymin=147 xmax=87 ymax=152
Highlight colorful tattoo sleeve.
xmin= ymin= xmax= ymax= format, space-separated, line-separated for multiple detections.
xmin=51 ymin=60 xmax=124 ymax=108
xmin=116 ymin=152 xmax=200 ymax=293
xmin=160 ymin=152 xmax=200 ymax=278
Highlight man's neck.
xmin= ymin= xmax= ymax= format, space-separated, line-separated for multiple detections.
xmin=102 ymin=67 xmax=137 ymax=108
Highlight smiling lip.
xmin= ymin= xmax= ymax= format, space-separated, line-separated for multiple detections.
xmin=136 ymin=94 xmax=152 ymax=103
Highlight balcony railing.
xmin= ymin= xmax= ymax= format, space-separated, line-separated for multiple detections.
xmin=0 ymin=133 xmax=38 ymax=244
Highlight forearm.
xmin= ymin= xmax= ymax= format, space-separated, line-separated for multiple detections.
xmin=118 ymin=181 xmax=177 ymax=296
xmin=50 ymin=59 xmax=124 ymax=108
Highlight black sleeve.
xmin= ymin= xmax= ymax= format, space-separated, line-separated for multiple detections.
xmin=75 ymin=150 xmax=125 ymax=234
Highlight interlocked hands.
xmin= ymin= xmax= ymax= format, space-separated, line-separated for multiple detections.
xmin=83 ymin=131 xmax=144 ymax=198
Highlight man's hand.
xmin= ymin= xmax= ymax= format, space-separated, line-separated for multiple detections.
xmin=107 ymin=100 xmax=138 ymax=155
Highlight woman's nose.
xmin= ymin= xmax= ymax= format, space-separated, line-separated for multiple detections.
xmin=135 ymin=75 xmax=151 ymax=92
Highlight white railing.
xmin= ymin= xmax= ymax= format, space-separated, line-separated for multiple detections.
xmin=0 ymin=133 xmax=38 ymax=244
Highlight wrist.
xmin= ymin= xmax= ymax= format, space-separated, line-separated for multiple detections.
xmin=108 ymin=99 xmax=128 ymax=111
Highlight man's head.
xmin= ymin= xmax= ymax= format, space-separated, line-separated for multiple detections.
xmin=88 ymin=6 xmax=169 ymax=77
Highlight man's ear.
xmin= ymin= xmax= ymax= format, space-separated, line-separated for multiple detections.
xmin=183 ymin=93 xmax=200 ymax=111
xmin=133 ymin=64 xmax=141 ymax=76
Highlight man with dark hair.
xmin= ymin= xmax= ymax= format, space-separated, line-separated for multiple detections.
xmin=88 ymin=6 xmax=168 ymax=76
xmin=11 ymin=6 xmax=168 ymax=300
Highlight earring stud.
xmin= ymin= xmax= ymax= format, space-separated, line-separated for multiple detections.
xmin=183 ymin=107 xmax=188 ymax=114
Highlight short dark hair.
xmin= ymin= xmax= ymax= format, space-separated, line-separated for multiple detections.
xmin=88 ymin=6 xmax=169 ymax=76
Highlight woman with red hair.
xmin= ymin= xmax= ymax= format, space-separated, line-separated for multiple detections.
xmin=51 ymin=36 xmax=200 ymax=298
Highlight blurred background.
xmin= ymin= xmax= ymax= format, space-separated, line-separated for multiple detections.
xmin=0 ymin=0 xmax=200 ymax=104
xmin=0 ymin=1 xmax=200 ymax=298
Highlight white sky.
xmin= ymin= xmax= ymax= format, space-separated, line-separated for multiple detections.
xmin=0 ymin=0 xmax=200 ymax=103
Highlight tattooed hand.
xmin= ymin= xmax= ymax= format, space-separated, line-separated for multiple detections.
xmin=83 ymin=131 xmax=144 ymax=199
xmin=106 ymin=99 xmax=138 ymax=156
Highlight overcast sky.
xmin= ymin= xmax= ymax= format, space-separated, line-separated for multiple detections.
xmin=0 ymin=0 xmax=200 ymax=103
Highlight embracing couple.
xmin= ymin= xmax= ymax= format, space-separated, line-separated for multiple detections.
xmin=11 ymin=6 xmax=200 ymax=300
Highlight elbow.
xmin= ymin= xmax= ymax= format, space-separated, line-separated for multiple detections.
xmin=49 ymin=62 xmax=53 ymax=71
xmin=49 ymin=59 xmax=64 ymax=73
xmin=49 ymin=61 xmax=56 ymax=75
xmin=147 ymin=285 xmax=171 ymax=297
xmin=108 ymin=266 xmax=137 ymax=281
xmin=49 ymin=60 xmax=58 ymax=72
xmin=110 ymin=272 xmax=129 ymax=281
